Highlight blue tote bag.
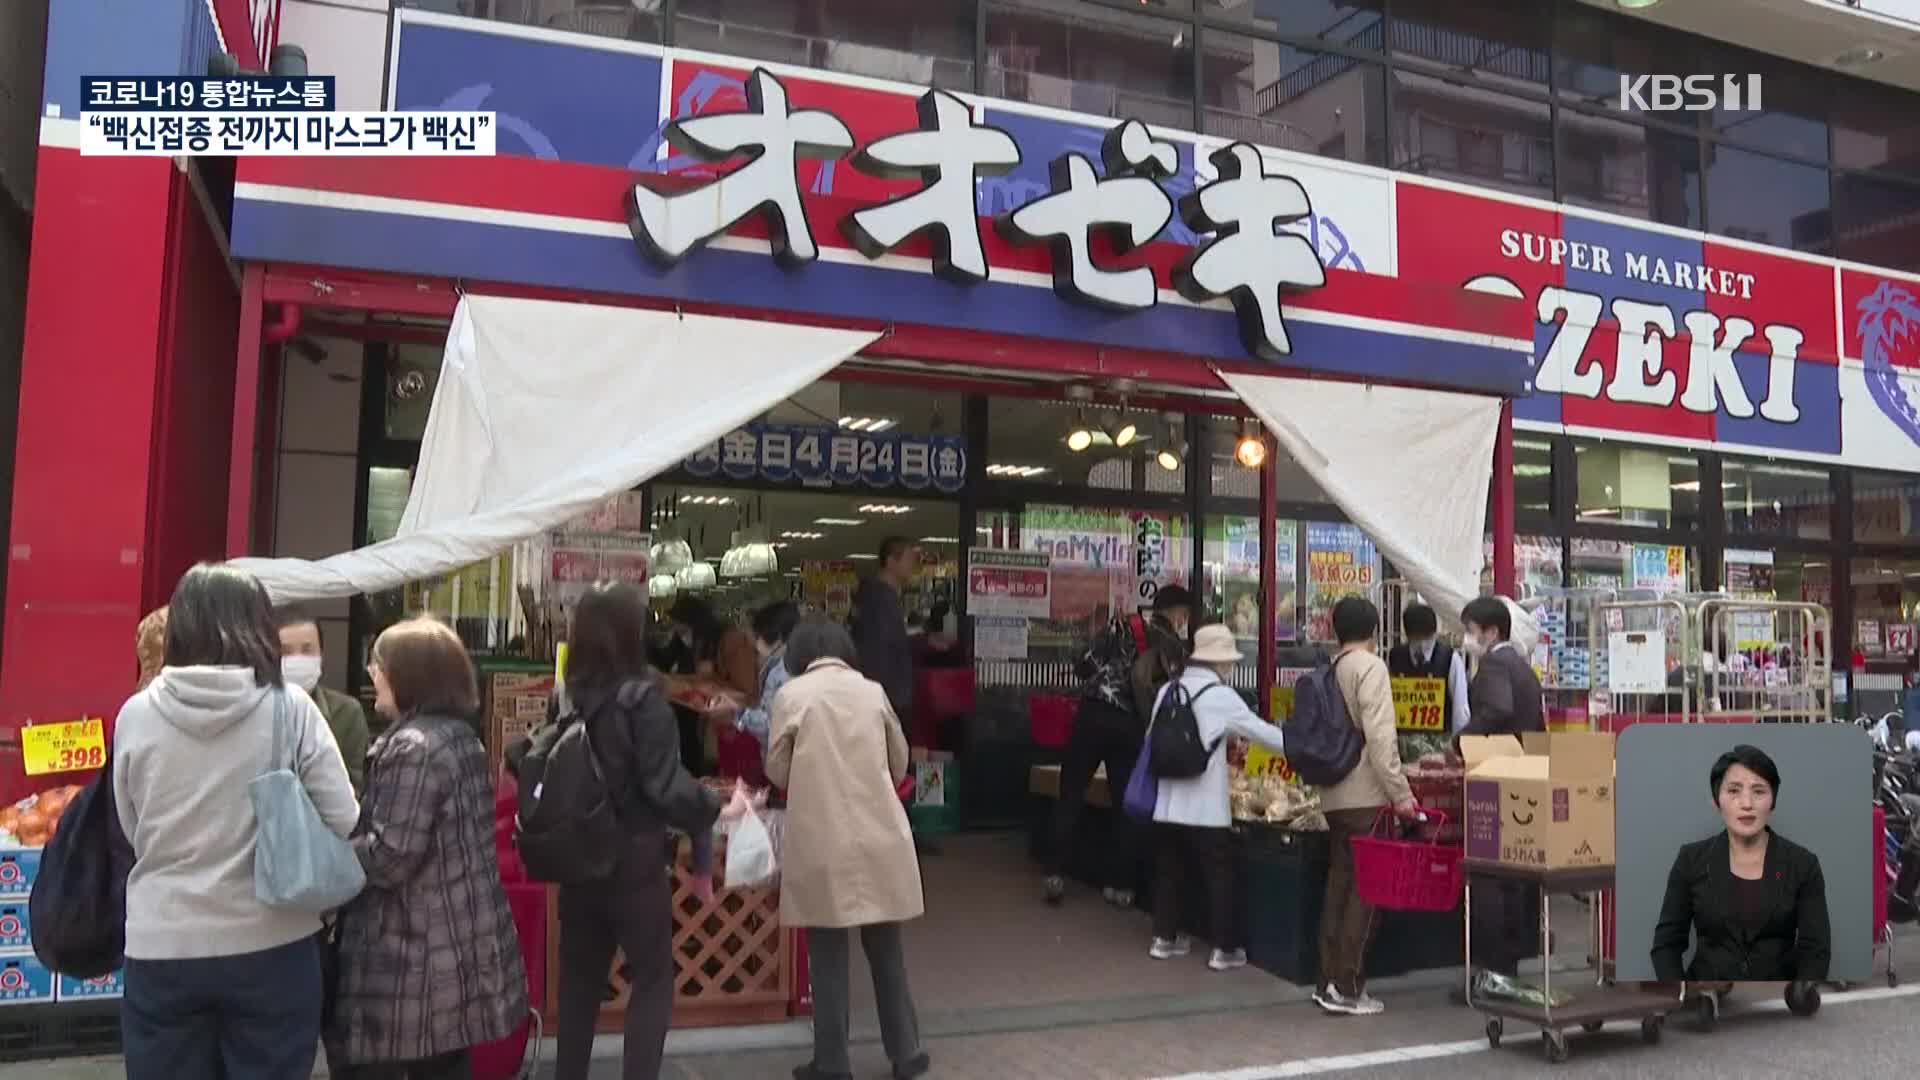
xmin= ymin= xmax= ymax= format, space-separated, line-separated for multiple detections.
xmin=250 ymin=689 xmax=366 ymax=913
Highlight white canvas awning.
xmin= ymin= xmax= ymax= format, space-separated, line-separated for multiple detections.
xmin=233 ymin=295 xmax=880 ymax=603
xmin=1218 ymin=370 xmax=1538 ymax=650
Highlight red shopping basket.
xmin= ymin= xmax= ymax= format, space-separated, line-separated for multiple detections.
xmin=1352 ymin=808 xmax=1463 ymax=912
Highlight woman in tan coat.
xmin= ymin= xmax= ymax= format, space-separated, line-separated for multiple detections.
xmin=767 ymin=617 xmax=928 ymax=1080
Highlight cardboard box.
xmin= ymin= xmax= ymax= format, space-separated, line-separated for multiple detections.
xmin=1462 ymin=732 xmax=1615 ymax=870
xmin=56 ymin=969 xmax=124 ymax=1002
xmin=0 ymin=848 xmax=41 ymax=899
xmin=0 ymin=955 xmax=55 ymax=1005
xmin=0 ymin=902 xmax=29 ymax=951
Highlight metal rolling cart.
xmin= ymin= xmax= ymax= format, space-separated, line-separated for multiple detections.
xmin=1465 ymin=860 xmax=1676 ymax=1064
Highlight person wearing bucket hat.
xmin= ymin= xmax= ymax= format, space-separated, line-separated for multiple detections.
xmin=1144 ymin=625 xmax=1287 ymax=971
xmin=1043 ymin=584 xmax=1194 ymax=907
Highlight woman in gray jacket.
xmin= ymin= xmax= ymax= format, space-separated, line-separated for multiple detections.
xmin=115 ymin=564 xmax=359 ymax=1080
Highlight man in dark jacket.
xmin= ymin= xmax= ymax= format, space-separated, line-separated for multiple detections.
xmin=852 ymin=536 xmax=919 ymax=724
xmin=1043 ymin=584 xmax=1192 ymax=907
xmin=1455 ymin=595 xmax=1546 ymax=1004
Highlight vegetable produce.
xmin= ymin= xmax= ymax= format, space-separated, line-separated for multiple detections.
xmin=0 ymin=785 xmax=83 ymax=848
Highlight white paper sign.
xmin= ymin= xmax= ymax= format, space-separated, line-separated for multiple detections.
xmin=1607 ymin=630 xmax=1668 ymax=694
xmin=973 ymin=616 xmax=1029 ymax=661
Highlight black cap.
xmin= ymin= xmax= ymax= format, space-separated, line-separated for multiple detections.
xmin=1152 ymin=584 xmax=1194 ymax=612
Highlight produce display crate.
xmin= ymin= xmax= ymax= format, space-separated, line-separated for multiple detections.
xmin=1242 ymin=826 xmax=1329 ymax=984
xmin=0 ymin=1002 xmax=120 ymax=1063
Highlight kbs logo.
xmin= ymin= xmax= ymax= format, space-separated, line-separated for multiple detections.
xmin=1618 ymin=74 xmax=1763 ymax=112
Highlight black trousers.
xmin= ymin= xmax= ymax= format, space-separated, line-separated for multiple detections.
xmin=1469 ymin=880 xmax=1539 ymax=976
xmin=1048 ymin=698 xmax=1144 ymax=889
xmin=1152 ymin=824 xmax=1235 ymax=946
xmin=121 ymin=936 xmax=321 ymax=1080
xmin=556 ymin=841 xmax=674 ymax=1080
xmin=332 ymin=1051 xmax=469 ymax=1080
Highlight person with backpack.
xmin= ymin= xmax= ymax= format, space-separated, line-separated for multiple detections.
xmin=527 ymin=583 xmax=753 ymax=1080
xmin=327 ymin=616 xmax=525 ymax=1080
xmin=1144 ymin=624 xmax=1287 ymax=969
xmin=112 ymin=565 xmax=359 ymax=1080
xmin=1309 ymin=596 xmax=1416 ymax=1016
xmin=1043 ymin=584 xmax=1193 ymax=908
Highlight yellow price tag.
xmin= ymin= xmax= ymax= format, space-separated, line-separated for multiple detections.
xmin=1243 ymin=744 xmax=1298 ymax=783
xmin=21 ymin=718 xmax=106 ymax=776
xmin=1392 ymin=676 xmax=1447 ymax=732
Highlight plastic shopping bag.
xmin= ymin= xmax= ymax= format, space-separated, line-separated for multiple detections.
xmin=1121 ymin=738 xmax=1158 ymax=822
xmin=724 ymin=809 xmax=779 ymax=889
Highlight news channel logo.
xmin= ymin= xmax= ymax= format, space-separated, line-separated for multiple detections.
xmin=78 ymin=76 xmax=493 ymax=157
xmin=1618 ymin=73 xmax=1763 ymax=113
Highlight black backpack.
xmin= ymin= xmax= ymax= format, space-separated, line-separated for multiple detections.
xmin=30 ymin=761 xmax=134 ymax=978
xmin=514 ymin=705 xmax=626 ymax=885
xmin=1284 ymin=654 xmax=1365 ymax=787
xmin=1148 ymin=680 xmax=1224 ymax=779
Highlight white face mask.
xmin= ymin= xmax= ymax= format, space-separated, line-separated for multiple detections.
xmin=1461 ymin=634 xmax=1489 ymax=659
xmin=282 ymin=654 xmax=323 ymax=693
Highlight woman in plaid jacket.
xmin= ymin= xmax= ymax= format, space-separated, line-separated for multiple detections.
xmin=326 ymin=618 xmax=528 ymax=1078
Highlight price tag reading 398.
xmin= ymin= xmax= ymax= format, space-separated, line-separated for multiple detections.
xmin=21 ymin=718 xmax=106 ymax=776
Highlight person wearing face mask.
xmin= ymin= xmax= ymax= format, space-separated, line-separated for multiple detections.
xmin=1386 ymin=604 xmax=1470 ymax=733
xmin=277 ymin=607 xmax=373 ymax=796
xmin=1651 ymin=744 xmax=1828 ymax=984
xmin=1454 ymin=596 xmax=1545 ymax=1005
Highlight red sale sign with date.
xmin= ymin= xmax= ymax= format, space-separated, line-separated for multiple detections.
xmin=21 ymin=718 xmax=106 ymax=776
xmin=967 ymin=549 xmax=1051 ymax=619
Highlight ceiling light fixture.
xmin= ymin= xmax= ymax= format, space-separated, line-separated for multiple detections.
xmin=1614 ymin=0 xmax=1662 ymax=9
xmin=1234 ymin=419 xmax=1267 ymax=469
xmin=839 ymin=416 xmax=896 ymax=433
xmin=814 ymin=517 xmax=865 ymax=526
xmin=1835 ymin=46 xmax=1886 ymax=67
xmin=859 ymin=503 xmax=912 ymax=515
xmin=1155 ymin=413 xmax=1185 ymax=472
xmin=986 ymin=464 xmax=1049 ymax=478
xmin=1065 ymin=385 xmax=1096 ymax=453
xmin=1110 ymin=379 xmax=1140 ymax=447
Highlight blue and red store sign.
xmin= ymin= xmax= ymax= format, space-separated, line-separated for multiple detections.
xmin=229 ymin=9 xmax=1920 ymax=474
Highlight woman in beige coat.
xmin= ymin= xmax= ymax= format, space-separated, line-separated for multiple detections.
xmin=767 ymin=617 xmax=929 ymax=1080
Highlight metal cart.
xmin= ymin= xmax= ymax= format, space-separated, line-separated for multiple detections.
xmin=1465 ymin=860 xmax=1678 ymax=1064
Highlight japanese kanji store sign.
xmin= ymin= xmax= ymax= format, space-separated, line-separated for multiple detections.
xmin=682 ymin=420 xmax=966 ymax=493
xmin=626 ymin=69 xmax=1327 ymax=364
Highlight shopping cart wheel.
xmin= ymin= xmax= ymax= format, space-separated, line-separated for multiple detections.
xmin=1888 ymin=968 xmax=1900 ymax=988
xmin=1485 ymin=1017 xmax=1503 ymax=1048
xmin=1542 ymin=1029 xmax=1569 ymax=1064
xmin=1695 ymin=992 xmax=1719 ymax=1031
xmin=1785 ymin=981 xmax=1821 ymax=1017
xmin=1581 ymin=1020 xmax=1604 ymax=1033
xmin=1640 ymin=1015 xmax=1663 ymax=1045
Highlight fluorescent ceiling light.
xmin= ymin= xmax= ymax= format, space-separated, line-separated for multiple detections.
xmin=814 ymin=518 xmax=865 ymax=526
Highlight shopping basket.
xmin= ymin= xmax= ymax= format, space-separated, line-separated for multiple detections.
xmin=1352 ymin=808 xmax=1462 ymax=912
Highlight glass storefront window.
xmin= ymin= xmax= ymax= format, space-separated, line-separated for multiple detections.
xmin=1573 ymin=441 xmax=1699 ymax=530
xmin=978 ymin=505 xmax=1192 ymax=659
xmin=1388 ymin=0 xmax=1549 ymax=87
xmin=1704 ymin=145 xmax=1831 ymax=254
xmin=1725 ymin=548 xmax=1831 ymax=605
xmin=1723 ymin=457 xmax=1832 ymax=539
xmin=1557 ymin=115 xmax=1702 ymax=229
xmin=1200 ymin=33 xmax=1387 ymax=165
xmin=472 ymin=0 xmax=662 ymax=43
xmin=675 ymin=0 xmax=976 ymax=89
xmin=1552 ymin=3 xmax=1711 ymax=109
xmin=1515 ymin=437 xmax=1554 ymax=518
xmin=1834 ymin=78 xmax=1920 ymax=184
xmin=1855 ymin=471 xmax=1920 ymax=544
xmin=988 ymin=399 xmax=1182 ymax=494
xmin=984 ymin=2 xmax=1195 ymax=129
xmin=1704 ymin=49 xmax=1828 ymax=163
xmin=1199 ymin=0 xmax=1383 ymax=49
xmin=1390 ymin=70 xmax=1552 ymax=200
xmin=1835 ymin=173 xmax=1920 ymax=274
xmin=1851 ymin=557 xmax=1920 ymax=661
xmin=384 ymin=344 xmax=441 ymax=442
xmin=1569 ymin=538 xmax=1694 ymax=596
xmin=1303 ymin=521 xmax=1379 ymax=644
xmin=1481 ymin=533 xmax=1564 ymax=601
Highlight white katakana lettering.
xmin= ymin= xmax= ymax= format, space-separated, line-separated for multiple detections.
xmin=996 ymin=119 xmax=1177 ymax=311
xmin=627 ymin=68 xmax=854 ymax=267
xmin=1172 ymin=143 xmax=1326 ymax=359
xmin=844 ymin=89 xmax=1020 ymax=283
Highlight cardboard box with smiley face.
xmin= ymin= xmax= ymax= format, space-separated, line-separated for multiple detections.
xmin=1462 ymin=732 xmax=1615 ymax=870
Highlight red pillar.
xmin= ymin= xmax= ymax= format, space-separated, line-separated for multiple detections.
xmin=1257 ymin=430 xmax=1278 ymax=717
xmin=1492 ymin=400 xmax=1516 ymax=597
xmin=228 ymin=266 xmax=265 ymax=557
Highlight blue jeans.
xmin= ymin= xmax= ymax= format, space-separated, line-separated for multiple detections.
xmin=122 ymin=936 xmax=321 ymax=1080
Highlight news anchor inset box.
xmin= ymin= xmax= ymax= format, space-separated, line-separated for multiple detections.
xmin=1614 ymin=724 xmax=1872 ymax=983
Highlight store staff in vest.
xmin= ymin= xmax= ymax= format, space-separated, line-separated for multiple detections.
xmin=1386 ymin=604 xmax=1469 ymax=732
xmin=275 ymin=608 xmax=373 ymax=796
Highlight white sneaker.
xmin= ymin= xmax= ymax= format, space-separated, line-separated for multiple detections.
xmin=1209 ymin=948 xmax=1248 ymax=971
xmin=1149 ymin=935 xmax=1192 ymax=959
xmin=1313 ymin=985 xmax=1384 ymax=1015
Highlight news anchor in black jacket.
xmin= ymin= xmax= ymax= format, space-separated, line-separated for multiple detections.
xmin=1651 ymin=745 xmax=1831 ymax=983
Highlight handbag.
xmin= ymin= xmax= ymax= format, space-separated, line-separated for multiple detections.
xmin=250 ymin=688 xmax=367 ymax=913
xmin=1121 ymin=736 xmax=1158 ymax=822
